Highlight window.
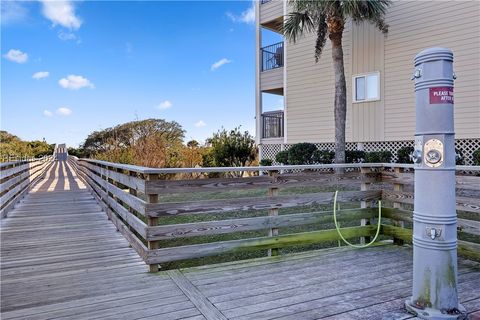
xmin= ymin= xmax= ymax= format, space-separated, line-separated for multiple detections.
xmin=353 ymin=72 xmax=380 ymax=103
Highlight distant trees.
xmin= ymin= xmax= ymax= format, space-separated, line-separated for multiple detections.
xmin=182 ymin=140 xmax=204 ymax=168
xmin=0 ymin=131 xmax=54 ymax=159
xmin=67 ymin=147 xmax=86 ymax=158
xmin=82 ymin=119 xmax=185 ymax=167
xmin=79 ymin=120 xmax=256 ymax=171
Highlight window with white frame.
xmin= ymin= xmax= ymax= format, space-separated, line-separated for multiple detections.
xmin=353 ymin=72 xmax=380 ymax=103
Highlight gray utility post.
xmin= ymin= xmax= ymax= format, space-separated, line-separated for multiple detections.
xmin=405 ymin=48 xmax=466 ymax=319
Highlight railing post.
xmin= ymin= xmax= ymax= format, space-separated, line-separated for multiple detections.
xmin=115 ymin=168 xmax=134 ymax=240
xmin=360 ymin=167 xmax=371 ymax=245
xmin=146 ymin=173 xmax=160 ymax=273
xmin=392 ymin=167 xmax=405 ymax=245
xmin=267 ymin=169 xmax=279 ymax=256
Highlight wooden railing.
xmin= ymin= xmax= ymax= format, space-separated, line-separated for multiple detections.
xmin=0 ymin=156 xmax=53 ymax=218
xmin=69 ymin=157 xmax=480 ymax=271
xmin=380 ymin=166 xmax=480 ymax=262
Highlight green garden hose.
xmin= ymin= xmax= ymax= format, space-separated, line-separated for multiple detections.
xmin=333 ymin=190 xmax=382 ymax=248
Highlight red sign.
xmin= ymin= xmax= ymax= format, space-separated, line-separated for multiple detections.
xmin=429 ymin=87 xmax=454 ymax=104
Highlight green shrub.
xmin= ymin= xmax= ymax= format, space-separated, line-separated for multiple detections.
xmin=455 ymin=148 xmax=464 ymax=165
xmin=345 ymin=150 xmax=365 ymax=163
xmin=275 ymin=150 xmax=289 ymax=164
xmin=286 ymin=143 xmax=317 ymax=165
xmin=313 ymin=150 xmax=335 ymax=164
xmin=397 ymin=146 xmax=414 ymax=163
xmin=259 ymin=159 xmax=273 ymax=166
xmin=364 ymin=151 xmax=393 ymax=163
xmin=473 ymin=149 xmax=480 ymax=166
xmin=206 ymin=127 xmax=256 ymax=168
xmin=201 ymin=152 xmax=221 ymax=178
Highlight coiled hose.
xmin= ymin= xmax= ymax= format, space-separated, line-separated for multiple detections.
xmin=333 ymin=190 xmax=382 ymax=248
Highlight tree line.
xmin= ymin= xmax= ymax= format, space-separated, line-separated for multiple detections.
xmin=68 ymin=119 xmax=257 ymax=170
xmin=0 ymin=131 xmax=54 ymax=160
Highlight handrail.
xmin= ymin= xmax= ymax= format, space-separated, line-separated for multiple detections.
xmin=77 ymin=158 xmax=480 ymax=174
xmin=0 ymin=156 xmax=49 ymax=169
xmin=0 ymin=156 xmax=53 ymax=218
xmin=70 ymin=156 xmax=480 ymax=271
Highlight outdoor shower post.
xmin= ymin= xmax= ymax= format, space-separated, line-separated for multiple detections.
xmin=405 ymin=48 xmax=466 ymax=319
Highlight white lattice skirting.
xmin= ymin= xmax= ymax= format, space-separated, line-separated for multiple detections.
xmin=260 ymin=138 xmax=480 ymax=165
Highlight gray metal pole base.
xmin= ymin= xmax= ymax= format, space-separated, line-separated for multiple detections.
xmin=405 ymin=299 xmax=466 ymax=320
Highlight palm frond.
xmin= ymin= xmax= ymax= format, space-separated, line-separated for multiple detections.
xmin=372 ymin=16 xmax=389 ymax=34
xmin=342 ymin=0 xmax=391 ymax=33
xmin=283 ymin=11 xmax=316 ymax=43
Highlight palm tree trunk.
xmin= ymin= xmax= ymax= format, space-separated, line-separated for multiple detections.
xmin=329 ymin=31 xmax=347 ymax=166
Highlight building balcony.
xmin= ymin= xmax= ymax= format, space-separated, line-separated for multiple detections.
xmin=259 ymin=0 xmax=283 ymax=32
xmin=261 ymin=42 xmax=283 ymax=71
xmin=262 ymin=110 xmax=284 ymax=139
xmin=260 ymin=42 xmax=284 ymax=94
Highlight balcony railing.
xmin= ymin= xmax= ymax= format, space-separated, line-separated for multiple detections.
xmin=262 ymin=111 xmax=284 ymax=139
xmin=261 ymin=42 xmax=284 ymax=71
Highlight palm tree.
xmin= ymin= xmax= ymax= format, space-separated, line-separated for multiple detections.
xmin=283 ymin=0 xmax=391 ymax=165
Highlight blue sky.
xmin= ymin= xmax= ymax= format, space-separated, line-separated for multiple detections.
xmin=1 ymin=0 xmax=281 ymax=147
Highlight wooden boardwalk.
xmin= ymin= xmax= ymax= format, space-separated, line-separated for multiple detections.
xmin=1 ymin=161 xmax=479 ymax=319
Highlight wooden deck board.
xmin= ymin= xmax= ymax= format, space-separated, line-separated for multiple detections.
xmin=1 ymin=160 xmax=479 ymax=320
xmin=0 ymin=161 xmax=197 ymax=318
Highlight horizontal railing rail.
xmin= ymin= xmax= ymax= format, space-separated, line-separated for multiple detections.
xmin=379 ymin=165 xmax=480 ymax=262
xmin=69 ymin=157 xmax=480 ymax=271
xmin=261 ymin=41 xmax=284 ymax=71
xmin=0 ymin=156 xmax=53 ymax=218
xmin=71 ymin=158 xmax=480 ymax=174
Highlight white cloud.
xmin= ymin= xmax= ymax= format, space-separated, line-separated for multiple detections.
xmin=226 ymin=4 xmax=255 ymax=24
xmin=211 ymin=58 xmax=232 ymax=71
xmin=40 ymin=0 xmax=82 ymax=30
xmin=59 ymin=75 xmax=94 ymax=90
xmin=3 ymin=49 xmax=28 ymax=63
xmin=195 ymin=120 xmax=206 ymax=128
xmin=157 ymin=100 xmax=172 ymax=110
xmin=1 ymin=1 xmax=28 ymax=25
xmin=56 ymin=107 xmax=72 ymax=116
xmin=43 ymin=110 xmax=53 ymax=117
xmin=58 ymin=31 xmax=76 ymax=41
xmin=33 ymin=71 xmax=50 ymax=80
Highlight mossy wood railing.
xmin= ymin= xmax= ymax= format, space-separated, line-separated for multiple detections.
xmin=69 ymin=157 xmax=480 ymax=271
xmin=380 ymin=167 xmax=480 ymax=262
xmin=0 ymin=156 xmax=53 ymax=218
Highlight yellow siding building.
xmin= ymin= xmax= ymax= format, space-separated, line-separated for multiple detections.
xmin=255 ymin=0 xmax=480 ymax=164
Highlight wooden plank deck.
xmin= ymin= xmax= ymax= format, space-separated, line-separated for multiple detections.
xmin=1 ymin=160 xmax=479 ymax=319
